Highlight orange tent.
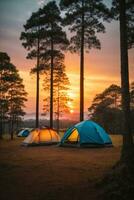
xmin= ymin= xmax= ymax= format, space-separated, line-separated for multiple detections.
xmin=22 ymin=128 xmax=60 ymax=146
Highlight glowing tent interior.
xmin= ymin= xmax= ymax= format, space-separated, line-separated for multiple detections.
xmin=22 ymin=128 xmax=60 ymax=146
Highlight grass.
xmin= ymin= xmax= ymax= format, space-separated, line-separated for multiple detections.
xmin=0 ymin=135 xmax=122 ymax=200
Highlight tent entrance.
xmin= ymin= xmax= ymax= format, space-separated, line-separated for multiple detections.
xmin=64 ymin=128 xmax=80 ymax=144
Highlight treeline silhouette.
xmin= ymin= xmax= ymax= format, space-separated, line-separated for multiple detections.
xmin=88 ymin=84 xmax=134 ymax=134
xmin=0 ymin=52 xmax=27 ymax=139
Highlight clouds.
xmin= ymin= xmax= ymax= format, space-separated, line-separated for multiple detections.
xmin=37 ymin=0 xmax=44 ymax=6
xmin=36 ymin=0 xmax=60 ymax=7
xmin=37 ymin=0 xmax=47 ymax=7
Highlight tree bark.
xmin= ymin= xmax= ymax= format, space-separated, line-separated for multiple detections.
xmin=0 ymin=73 xmax=3 ymax=139
xmin=80 ymin=0 xmax=85 ymax=122
xmin=50 ymin=25 xmax=54 ymax=128
xmin=57 ymin=83 xmax=60 ymax=133
xmin=10 ymin=117 xmax=14 ymax=140
xmin=10 ymin=91 xmax=14 ymax=140
xmin=36 ymin=36 xmax=40 ymax=128
xmin=119 ymin=0 xmax=133 ymax=148
xmin=0 ymin=118 xmax=3 ymax=139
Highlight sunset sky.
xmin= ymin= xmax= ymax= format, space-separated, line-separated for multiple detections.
xmin=0 ymin=0 xmax=134 ymax=120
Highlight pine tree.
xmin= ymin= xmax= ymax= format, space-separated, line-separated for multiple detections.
xmin=60 ymin=0 xmax=111 ymax=121
xmin=119 ymin=0 xmax=133 ymax=148
xmin=99 ymin=2 xmax=134 ymax=197
xmin=112 ymin=0 xmax=134 ymax=49
xmin=20 ymin=11 xmax=45 ymax=128
xmin=21 ymin=1 xmax=69 ymax=128
xmin=88 ymin=85 xmax=121 ymax=116
xmin=37 ymin=1 xmax=69 ymax=128
xmin=112 ymin=0 xmax=134 ymax=148
xmin=42 ymin=57 xmax=72 ymax=132
xmin=88 ymin=84 xmax=122 ymax=133
xmin=0 ymin=52 xmax=27 ymax=139
xmin=0 ymin=52 xmax=16 ymax=138
xmin=54 ymin=62 xmax=72 ymax=132
xmin=7 ymin=70 xmax=27 ymax=139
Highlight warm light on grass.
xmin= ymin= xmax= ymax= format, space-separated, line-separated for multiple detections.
xmin=0 ymin=135 xmax=122 ymax=200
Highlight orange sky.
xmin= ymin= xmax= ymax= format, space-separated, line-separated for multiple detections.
xmin=18 ymin=42 xmax=134 ymax=119
xmin=0 ymin=1 xmax=134 ymax=119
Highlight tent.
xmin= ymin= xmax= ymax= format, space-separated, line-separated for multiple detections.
xmin=59 ymin=120 xmax=112 ymax=147
xmin=18 ymin=128 xmax=33 ymax=137
xmin=22 ymin=128 xmax=60 ymax=146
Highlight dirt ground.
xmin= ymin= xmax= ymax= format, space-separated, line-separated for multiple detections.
xmin=0 ymin=135 xmax=122 ymax=200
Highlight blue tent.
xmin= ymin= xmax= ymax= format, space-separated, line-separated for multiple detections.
xmin=60 ymin=120 xmax=112 ymax=147
xmin=18 ymin=128 xmax=33 ymax=137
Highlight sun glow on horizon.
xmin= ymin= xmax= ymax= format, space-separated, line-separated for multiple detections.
xmin=68 ymin=92 xmax=77 ymax=98
xmin=70 ymin=109 xmax=74 ymax=114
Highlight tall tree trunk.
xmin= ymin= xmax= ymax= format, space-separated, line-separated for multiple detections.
xmin=0 ymin=118 xmax=3 ymax=139
xmin=50 ymin=26 xmax=54 ymax=128
xmin=10 ymin=117 xmax=14 ymax=140
xmin=16 ymin=117 xmax=19 ymax=131
xmin=9 ymin=114 xmax=14 ymax=140
xmin=80 ymin=0 xmax=85 ymax=122
xmin=57 ymin=83 xmax=60 ymax=133
xmin=0 ymin=77 xmax=3 ymax=139
xmin=119 ymin=0 xmax=133 ymax=149
xmin=36 ymin=37 xmax=40 ymax=128
xmin=10 ymin=92 xmax=13 ymax=140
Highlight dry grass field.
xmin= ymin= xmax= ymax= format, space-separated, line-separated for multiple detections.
xmin=0 ymin=135 xmax=122 ymax=200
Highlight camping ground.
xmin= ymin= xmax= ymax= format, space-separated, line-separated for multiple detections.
xmin=0 ymin=135 xmax=122 ymax=200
